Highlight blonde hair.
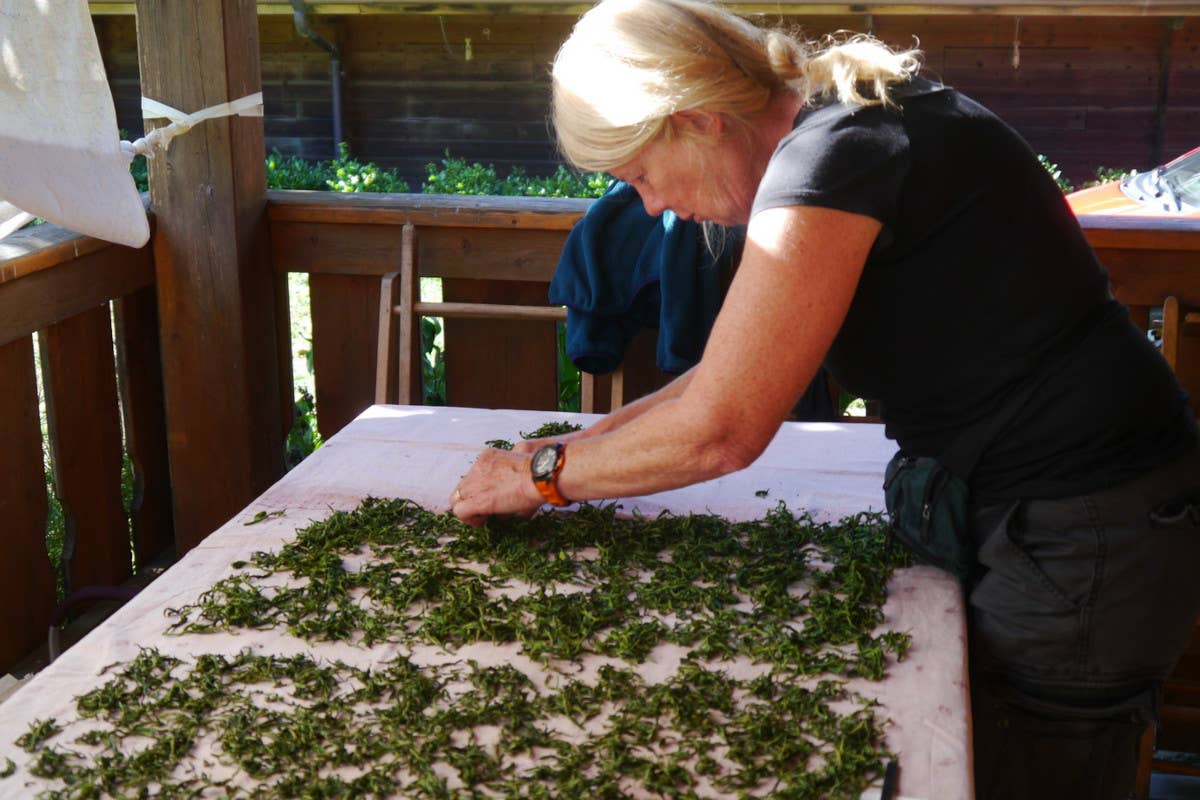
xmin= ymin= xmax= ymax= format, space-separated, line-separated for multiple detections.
xmin=551 ymin=0 xmax=922 ymax=172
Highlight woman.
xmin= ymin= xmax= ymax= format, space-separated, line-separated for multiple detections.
xmin=450 ymin=0 xmax=1200 ymax=796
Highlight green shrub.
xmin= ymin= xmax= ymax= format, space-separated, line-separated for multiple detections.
xmin=266 ymin=150 xmax=330 ymax=190
xmin=420 ymin=317 xmax=447 ymax=406
xmin=267 ymin=143 xmax=410 ymax=193
xmin=1081 ymin=166 xmax=1137 ymax=189
xmin=423 ymin=153 xmax=610 ymax=199
xmin=501 ymin=165 xmax=612 ymax=199
xmin=286 ymin=387 xmax=322 ymax=470
xmin=325 ymin=142 xmax=410 ymax=193
xmin=423 ymin=154 xmax=506 ymax=195
xmin=130 ymin=154 xmax=149 ymax=193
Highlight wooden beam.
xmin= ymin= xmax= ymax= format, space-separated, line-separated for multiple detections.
xmin=89 ymin=0 xmax=1200 ymax=15
xmin=267 ymin=191 xmax=590 ymax=230
xmin=271 ymin=221 xmax=572 ymax=282
xmin=1078 ymin=216 xmax=1200 ymax=251
xmin=411 ymin=301 xmax=567 ymax=320
xmin=134 ymin=0 xmax=288 ymax=553
xmin=0 ymin=243 xmax=155 ymax=350
xmin=0 ymin=226 xmax=116 ymax=285
xmin=0 ymin=336 xmax=55 ymax=673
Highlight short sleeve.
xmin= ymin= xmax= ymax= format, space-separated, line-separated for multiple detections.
xmin=751 ymin=102 xmax=911 ymax=225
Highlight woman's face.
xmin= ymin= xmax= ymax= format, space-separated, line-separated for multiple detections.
xmin=611 ymin=117 xmax=760 ymax=227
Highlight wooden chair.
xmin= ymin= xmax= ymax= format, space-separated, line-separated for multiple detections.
xmin=374 ymin=223 xmax=619 ymax=412
xmin=1132 ymin=295 xmax=1200 ymax=800
xmin=1162 ymin=296 xmax=1200 ymax=381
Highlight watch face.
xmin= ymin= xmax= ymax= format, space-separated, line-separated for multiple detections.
xmin=531 ymin=445 xmax=559 ymax=479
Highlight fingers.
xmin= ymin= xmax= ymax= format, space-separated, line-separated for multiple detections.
xmin=449 ymin=448 xmax=543 ymax=525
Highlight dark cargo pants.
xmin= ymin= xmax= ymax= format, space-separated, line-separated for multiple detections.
xmin=967 ymin=447 xmax=1200 ymax=800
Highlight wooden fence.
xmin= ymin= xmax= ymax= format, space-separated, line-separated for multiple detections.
xmin=1 ymin=192 xmax=1197 ymax=676
xmin=0 ymin=223 xmax=172 ymax=673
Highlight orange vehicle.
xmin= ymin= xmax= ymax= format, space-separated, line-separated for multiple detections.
xmin=1066 ymin=146 xmax=1200 ymax=218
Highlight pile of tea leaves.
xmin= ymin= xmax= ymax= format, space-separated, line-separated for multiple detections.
xmin=484 ymin=419 xmax=584 ymax=451
xmin=7 ymin=498 xmax=912 ymax=799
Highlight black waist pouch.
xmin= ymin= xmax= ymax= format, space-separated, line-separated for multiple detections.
xmin=883 ymin=453 xmax=973 ymax=581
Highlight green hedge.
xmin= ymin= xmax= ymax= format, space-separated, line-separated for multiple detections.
xmin=131 ymin=144 xmax=612 ymax=199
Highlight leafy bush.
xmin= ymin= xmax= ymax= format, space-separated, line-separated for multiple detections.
xmin=1081 ymin=166 xmax=1138 ymax=189
xmin=268 ymin=143 xmax=410 ymax=193
xmin=326 ymin=142 xmax=410 ymax=193
xmin=286 ymin=387 xmax=322 ymax=470
xmin=423 ymin=155 xmax=506 ymax=195
xmin=420 ymin=317 xmax=447 ymax=406
xmin=130 ymin=154 xmax=149 ymax=193
xmin=266 ymin=150 xmax=329 ymax=190
xmin=424 ymin=153 xmax=610 ymax=199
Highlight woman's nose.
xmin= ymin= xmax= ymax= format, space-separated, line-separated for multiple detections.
xmin=638 ymin=190 xmax=667 ymax=217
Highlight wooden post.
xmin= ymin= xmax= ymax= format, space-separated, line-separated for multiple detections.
xmin=134 ymin=0 xmax=290 ymax=553
xmin=0 ymin=336 xmax=55 ymax=673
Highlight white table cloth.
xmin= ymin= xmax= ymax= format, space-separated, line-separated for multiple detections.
xmin=0 ymin=405 xmax=972 ymax=799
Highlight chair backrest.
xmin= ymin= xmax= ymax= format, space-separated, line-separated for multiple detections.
xmin=1160 ymin=295 xmax=1200 ymax=418
xmin=374 ymin=223 xmax=618 ymax=412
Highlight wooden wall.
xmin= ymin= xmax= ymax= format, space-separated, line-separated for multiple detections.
xmin=95 ymin=11 xmax=1197 ymax=190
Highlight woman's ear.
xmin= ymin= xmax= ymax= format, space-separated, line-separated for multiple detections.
xmin=669 ymin=109 xmax=724 ymax=136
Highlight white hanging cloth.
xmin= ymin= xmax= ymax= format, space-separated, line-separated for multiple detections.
xmin=0 ymin=0 xmax=149 ymax=248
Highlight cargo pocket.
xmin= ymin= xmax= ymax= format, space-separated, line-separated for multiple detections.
xmin=970 ymin=499 xmax=1098 ymax=676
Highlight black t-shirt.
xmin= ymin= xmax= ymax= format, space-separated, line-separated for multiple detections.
xmin=752 ymin=77 xmax=1196 ymax=500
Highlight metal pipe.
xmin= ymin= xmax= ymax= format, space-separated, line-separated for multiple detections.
xmin=290 ymin=0 xmax=344 ymax=156
xmin=330 ymin=57 xmax=344 ymax=150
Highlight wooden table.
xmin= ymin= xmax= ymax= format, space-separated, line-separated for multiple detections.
xmin=0 ymin=405 xmax=972 ymax=799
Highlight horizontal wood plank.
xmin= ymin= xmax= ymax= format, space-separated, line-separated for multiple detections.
xmin=0 ymin=241 xmax=155 ymax=349
xmin=89 ymin=1 xmax=1200 ymax=15
xmin=0 ymin=226 xmax=128 ymax=285
xmin=271 ymin=219 xmax=573 ymax=282
xmin=413 ymin=301 xmax=566 ymax=320
xmin=268 ymin=191 xmax=591 ymax=230
xmin=1080 ymin=218 xmax=1200 ymax=250
xmin=1096 ymin=248 xmax=1200 ymax=307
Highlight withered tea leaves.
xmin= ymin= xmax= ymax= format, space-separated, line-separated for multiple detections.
xmin=10 ymin=497 xmax=912 ymax=799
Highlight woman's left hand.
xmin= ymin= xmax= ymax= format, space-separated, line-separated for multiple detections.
xmin=451 ymin=448 xmax=545 ymax=526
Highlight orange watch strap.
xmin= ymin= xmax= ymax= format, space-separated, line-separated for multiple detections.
xmin=533 ymin=444 xmax=570 ymax=506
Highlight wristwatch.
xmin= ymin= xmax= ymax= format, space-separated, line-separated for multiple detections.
xmin=530 ymin=442 xmax=570 ymax=506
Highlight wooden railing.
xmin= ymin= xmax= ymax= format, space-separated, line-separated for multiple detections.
xmin=3 ymin=195 xmax=1197 ymax=677
xmin=0 ymin=223 xmax=172 ymax=673
xmin=1078 ymin=215 xmax=1200 ymax=417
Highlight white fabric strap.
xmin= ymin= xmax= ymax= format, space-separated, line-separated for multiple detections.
xmin=120 ymin=92 xmax=264 ymax=161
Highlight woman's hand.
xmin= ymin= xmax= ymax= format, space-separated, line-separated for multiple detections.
xmin=450 ymin=448 xmax=545 ymax=526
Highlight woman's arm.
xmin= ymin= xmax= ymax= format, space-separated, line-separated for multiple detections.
xmin=452 ymin=205 xmax=880 ymax=524
xmin=512 ymin=367 xmax=696 ymax=453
